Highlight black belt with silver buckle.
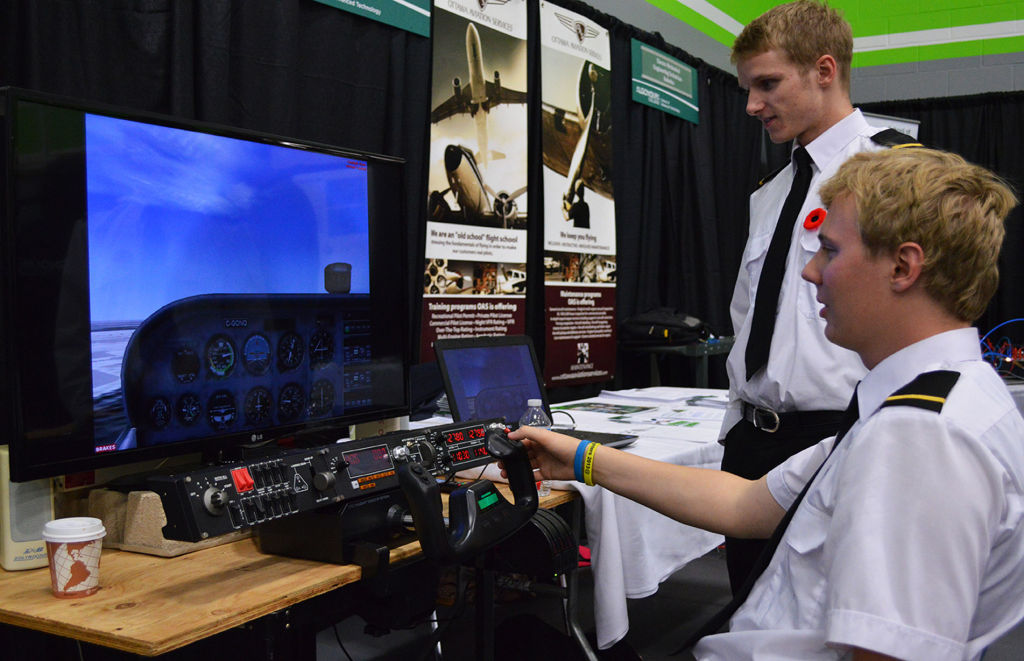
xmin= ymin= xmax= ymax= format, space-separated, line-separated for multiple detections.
xmin=741 ymin=402 xmax=845 ymax=434
xmin=742 ymin=402 xmax=781 ymax=432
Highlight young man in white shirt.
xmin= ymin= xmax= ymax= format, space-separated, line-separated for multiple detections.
xmin=720 ymin=0 xmax=915 ymax=592
xmin=510 ymin=147 xmax=1022 ymax=660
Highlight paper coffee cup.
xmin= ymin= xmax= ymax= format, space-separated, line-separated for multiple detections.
xmin=42 ymin=517 xmax=106 ymax=598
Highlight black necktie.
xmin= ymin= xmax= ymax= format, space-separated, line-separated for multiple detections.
xmin=678 ymin=388 xmax=860 ymax=651
xmin=745 ymin=147 xmax=814 ymax=380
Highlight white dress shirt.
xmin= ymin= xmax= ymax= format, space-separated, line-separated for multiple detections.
xmin=697 ymin=328 xmax=1024 ymax=660
xmin=722 ymin=110 xmax=883 ymax=438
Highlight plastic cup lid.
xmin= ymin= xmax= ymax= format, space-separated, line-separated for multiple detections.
xmin=42 ymin=517 xmax=106 ymax=543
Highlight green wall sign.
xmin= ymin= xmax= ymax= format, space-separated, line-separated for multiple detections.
xmin=314 ymin=0 xmax=431 ymax=38
xmin=630 ymin=39 xmax=698 ymax=124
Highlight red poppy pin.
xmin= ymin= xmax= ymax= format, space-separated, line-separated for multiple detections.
xmin=804 ymin=208 xmax=826 ymax=230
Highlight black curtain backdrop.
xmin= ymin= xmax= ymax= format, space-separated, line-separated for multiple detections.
xmin=3 ymin=1 xmax=1020 ymax=400
xmin=861 ymin=93 xmax=1024 ymax=341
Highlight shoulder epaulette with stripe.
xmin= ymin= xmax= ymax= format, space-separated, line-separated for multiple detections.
xmin=757 ymin=128 xmax=923 ymax=190
xmin=871 ymin=128 xmax=924 ymax=149
xmin=880 ymin=370 xmax=960 ymax=413
xmin=757 ymin=161 xmax=789 ymax=188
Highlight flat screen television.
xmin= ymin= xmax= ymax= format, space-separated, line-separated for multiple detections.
xmin=1 ymin=88 xmax=409 ymax=482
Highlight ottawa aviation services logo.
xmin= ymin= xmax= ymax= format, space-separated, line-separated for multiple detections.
xmin=476 ymin=0 xmax=510 ymax=9
xmin=556 ymin=12 xmax=600 ymax=44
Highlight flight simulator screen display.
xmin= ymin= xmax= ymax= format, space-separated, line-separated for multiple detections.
xmin=3 ymin=90 xmax=409 ymax=481
xmin=86 ymin=114 xmax=371 ymax=454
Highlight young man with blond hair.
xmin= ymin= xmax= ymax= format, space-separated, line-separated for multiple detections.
xmin=511 ymin=147 xmax=1023 ymax=659
xmin=720 ymin=0 xmax=918 ymax=591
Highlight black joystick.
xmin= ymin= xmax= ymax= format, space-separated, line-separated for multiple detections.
xmin=397 ymin=424 xmax=538 ymax=564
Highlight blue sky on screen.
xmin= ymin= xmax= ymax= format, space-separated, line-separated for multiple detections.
xmin=85 ymin=114 xmax=370 ymax=324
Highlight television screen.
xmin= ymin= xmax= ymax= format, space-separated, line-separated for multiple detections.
xmin=1 ymin=88 xmax=409 ymax=481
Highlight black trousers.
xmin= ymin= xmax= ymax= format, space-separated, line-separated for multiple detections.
xmin=720 ymin=413 xmax=844 ymax=594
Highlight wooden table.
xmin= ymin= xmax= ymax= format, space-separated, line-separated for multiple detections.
xmin=0 ymin=486 xmax=576 ymax=657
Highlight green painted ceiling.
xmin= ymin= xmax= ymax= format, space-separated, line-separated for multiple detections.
xmin=645 ymin=0 xmax=1024 ymax=67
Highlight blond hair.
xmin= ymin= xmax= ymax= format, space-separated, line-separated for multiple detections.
xmin=731 ymin=1 xmax=853 ymax=92
xmin=819 ymin=148 xmax=1017 ymax=322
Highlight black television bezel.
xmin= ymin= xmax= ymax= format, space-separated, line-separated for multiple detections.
xmin=0 ymin=87 xmax=410 ymax=482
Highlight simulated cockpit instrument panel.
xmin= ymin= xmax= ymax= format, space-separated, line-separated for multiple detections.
xmin=121 ymin=295 xmax=382 ymax=447
xmin=146 ymin=419 xmax=505 ymax=542
xmin=1 ymin=88 xmax=408 ymax=481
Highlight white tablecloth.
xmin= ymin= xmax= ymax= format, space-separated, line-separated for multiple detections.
xmin=442 ymin=386 xmax=727 ymax=649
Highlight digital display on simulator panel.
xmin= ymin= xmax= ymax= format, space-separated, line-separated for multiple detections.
xmin=342 ymin=445 xmax=394 ymax=478
xmin=444 ymin=425 xmax=490 ymax=466
xmin=1 ymin=90 xmax=408 ymax=481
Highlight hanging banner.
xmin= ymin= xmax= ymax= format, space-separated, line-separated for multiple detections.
xmin=539 ymin=1 xmax=616 ymax=387
xmin=421 ymin=0 xmax=529 ymax=361
xmin=312 ymin=0 xmax=432 ymax=37
xmin=630 ymin=39 xmax=699 ymax=124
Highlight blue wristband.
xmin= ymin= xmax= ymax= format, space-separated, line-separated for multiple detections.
xmin=573 ymin=440 xmax=592 ymax=483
